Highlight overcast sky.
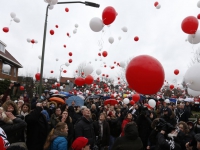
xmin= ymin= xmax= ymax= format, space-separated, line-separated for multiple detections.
xmin=0 ymin=0 xmax=199 ymax=85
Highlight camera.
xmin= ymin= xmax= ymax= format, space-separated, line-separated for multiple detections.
xmin=156 ymin=118 xmax=176 ymax=134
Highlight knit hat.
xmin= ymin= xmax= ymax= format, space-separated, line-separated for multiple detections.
xmin=71 ymin=137 xmax=88 ymax=150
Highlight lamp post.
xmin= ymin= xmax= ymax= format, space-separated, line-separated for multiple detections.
xmin=39 ymin=1 xmax=100 ymax=97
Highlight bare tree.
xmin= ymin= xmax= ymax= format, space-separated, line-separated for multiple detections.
xmin=190 ymin=48 xmax=200 ymax=66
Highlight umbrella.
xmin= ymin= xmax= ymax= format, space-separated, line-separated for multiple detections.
xmin=60 ymin=91 xmax=73 ymax=97
xmin=49 ymin=97 xmax=65 ymax=104
xmin=104 ymin=99 xmax=118 ymax=106
xmin=169 ymin=98 xmax=177 ymax=103
xmin=50 ymin=89 xmax=59 ymax=93
xmin=66 ymin=96 xmax=84 ymax=106
xmin=51 ymin=94 xmax=66 ymax=100
xmin=77 ymin=95 xmax=85 ymax=100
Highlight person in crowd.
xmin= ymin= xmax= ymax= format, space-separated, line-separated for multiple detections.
xmin=49 ymin=101 xmax=57 ymax=117
xmin=17 ymin=99 xmax=24 ymax=114
xmin=120 ymin=112 xmax=133 ymax=136
xmin=25 ymin=102 xmax=48 ymax=150
xmin=43 ymin=122 xmax=68 ymax=150
xmin=23 ymin=93 xmax=29 ymax=104
xmin=185 ymin=101 xmax=192 ymax=117
xmin=71 ymin=137 xmax=90 ymax=150
xmin=61 ymin=104 xmax=68 ymax=112
xmin=20 ymin=103 xmax=30 ymax=118
xmin=60 ymin=110 xmax=74 ymax=148
xmin=195 ymin=134 xmax=200 ymax=150
xmin=111 ymin=122 xmax=143 ymax=150
xmin=73 ymin=106 xmax=82 ymax=125
xmin=2 ymin=100 xmax=19 ymax=116
xmin=75 ymin=107 xmax=95 ymax=149
xmin=90 ymin=104 xmax=98 ymax=121
xmin=161 ymin=107 xmax=176 ymax=126
xmin=42 ymin=100 xmax=50 ymax=116
xmin=93 ymin=113 xmax=110 ymax=150
xmin=51 ymin=107 xmax=62 ymax=128
xmin=194 ymin=117 xmax=200 ymax=134
xmin=175 ymin=102 xmax=189 ymax=123
xmin=30 ymin=93 xmax=39 ymax=109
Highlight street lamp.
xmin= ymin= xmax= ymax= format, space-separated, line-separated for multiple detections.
xmin=39 ymin=1 xmax=100 ymax=97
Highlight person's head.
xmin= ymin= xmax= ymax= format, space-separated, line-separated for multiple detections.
xmin=55 ymin=107 xmax=61 ymax=116
xmin=18 ymin=96 xmax=24 ymax=101
xmin=2 ymin=100 xmax=19 ymax=115
xmin=91 ymin=104 xmax=96 ymax=110
xmin=177 ymin=121 xmax=189 ymax=134
xmin=82 ymin=108 xmax=90 ymax=118
xmin=62 ymin=110 xmax=68 ymax=118
xmin=0 ymin=107 xmax=13 ymax=123
xmin=99 ymin=113 xmax=106 ymax=121
xmin=18 ymin=100 xmax=24 ymax=108
xmin=21 ymin=103 xmax=30 ymax=113
xmin=126 ymin=113 xmax=132 ymax=120
xmin=71 ymin=101 xmax=75 ymax=106
xmin=6 ymin=96 xmax=10 ymax=101
xmin=71 ymin=137 xmax=90 ymax=150
xmin=55 ymin=122 xmax=68 ymax=133
xmin=42 ymin=101 xmax=48 ymax=107
xmin=179 ymin=103 xmax=185 ymax=109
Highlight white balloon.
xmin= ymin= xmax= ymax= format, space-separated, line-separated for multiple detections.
xmin=50 ymin=0 xmax=58 ymax=5
xmin=10 ymin=12 xmax=16 ymax=18
xmin=148 ymin=99 xmax=156 ymax=108
xmin=45 ymin=79 xmax=48 ymax=82
xmin=67 ymin=80 xmax=70 ymax=83
xmin=188 ymin=88 xmax=200 ymax=97
xmin=197 ymin=1 xmax=200 ymax=8
xmin=120 ymin=61 xmax=125 ymax=68
xmin=13 ymin=17 xmax=20 ymax=23
xmin=123 ymin=98 xmax=129 ymax=104
xmin=60 ymin=86 xmax=63 ymax=90
xmin=156 ymin=4 xmax=161 ymax=9
xmin=34 ymin=40 xmax=38 ymax=43
xmin=49 ymin=5 xmax=54 ymax=10
xmin=184 ymin=63 xmax=200 ymax=91
xmin=96 ymin=69 xmax=101 ymax=75
xmin=65 ymin=62 xmax=70 ymax=67
xmin=27 ymin=38 xmax=31 ymax=43
xmin=121 ymin=27 xmax=128 ymax=32
xmin=100 ymin=58 xmax=102 ymax=61
xmin=89 ymin=17 xmax=104 ymax=32
xmin=118 ymin=36 xmax=121 ymax=40
xmin=188 ymin=30 xmax=200 ymax=44
xmin=73 ymin=30 xmax=77 ymax=34
xmin=108 ymin=37 xmax=114 ymax=44
xmin=86 ymin=90 xmax=89 ymax=94
xmin=83 ymin=64 xmax=93 ymax=76
xmin=56 ymin=58 xmax=59 ymax=61
xmin=108 ymin=83 xmax=111 ymax=86
xmin=95 ymin=58 xmax=97 ymax=61
xmin=75 ymin=24 xmax=78 ymax=28
xmin=38 ymin=55 xmax=41 ymax=59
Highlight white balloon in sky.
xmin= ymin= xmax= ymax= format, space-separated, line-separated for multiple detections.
xmin=118 ymin=36 xmax=121 ymax=40
xmin=10 ymin=12 xmax=16 ymax=18
xmin=95 ymin=58 xmax=97 ymax=61
xmin=89 ymin=17 xmax=104 ymax=32
xmin=100 ymin=58 xmax=102 ymax=61
xmin=188 ymin=30 xmax=200 ymax=44
xmin=121 ymin=27 xmax=128 ymax=32
xmin=75 ymin=24 xmax=78 ymax=28
xmin=38 ymin=55 xmax=41 ymax=60
xmin=50 ymin=0 xmax=58 ymax=5
xmin=156 ymin=4 xmax=161 ymax=9
xmin=65 ymin=62 xmax=70 ymax=67
xmin=13 ymin=17 xmax=20 ymax=23
xmin=188 ymin=88 xmax=200 ymax=97
xmin=73 ymin=30 xmax=77 ymax=34
xmin=84 ymin=64 xmax=93 ymax=76
xmin=120 ymin=61 xmax=125 ymax=68
xmin=27 ymin=38 xmax=31 ymax=43
xmin=197 ymin=1 xmax=200 ymax=8
xmin=96 ymin=69 xmax=101 ymax=75
xmin=49 ymin=5 xmax=54 ymax=10
xmin=56 ymin=58 xmax=59 ymax=61
xmin=34 ymin=40 xmax=38 ymax=43
xmin=108 ymin=37 xmax=114 ymax=44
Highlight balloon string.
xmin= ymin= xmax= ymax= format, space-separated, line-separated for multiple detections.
xmin=9 ymin=20 xmax=12 ymax=26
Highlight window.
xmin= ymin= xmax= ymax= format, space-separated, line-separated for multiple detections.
xmin=2 ymin=63 xmax=11 ymax=75
xmin=0 ymin=43 xmax=5 ymax=53
xmin=14 ymin=68 xmax=16 ymax=77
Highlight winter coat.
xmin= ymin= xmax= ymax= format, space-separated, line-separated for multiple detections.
xmin=74 ymin=116 xmax=95 ymax=147
xmin=50 ymin=113 xmax=60 ymax=128
xmin=111 ymin=123 xmax=143 ymax=150
xmin=25 ymin=107 xmax=48 ymax=150
xmin=0 ymin=118 xmax=26 ymax=144
xmin=93 ymin=120 xmax=110 ymax=147
xmin=49 ymin=137 xmax=68 ymax=150
xmin=175 ymin=108 xmax=189 ymax=123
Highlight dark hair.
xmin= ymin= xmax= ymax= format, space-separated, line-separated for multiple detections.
xmin=21 ymin=103 xmax=30 ymax=113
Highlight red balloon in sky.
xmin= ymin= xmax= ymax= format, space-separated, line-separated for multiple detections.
xmin=132 ymin=94 xmax=140 ymax=102
xmin=197 ymin=14 xmax=200 ymax=20
xmin=35 ymin=73 xmax=40 ymax=81
xmin=19 ymin=86 xmax=24 ymax=91
xmin=85 ymin=75 xmax=94 ymax=85
xmin=50 ymin=30 xmax=54 ymax=35
xmin=67 ymin=33 xmax=70 ymax=36
xmin=65 ymin=8 xmax=69 ymax=12
xmin=134 ymin=36 xmax=139 ymax=41
xmin=98 ymin=53 xmax=101 ymax=56
xmin=50 ymin=70 xmax=54 ymax=73
xmin=181 ymin=16 xmax=199 ymax=34
xmin=104 ymin=65 xmax=107 ymax=68
xmin=75 ymin=77 xmax=85 ymax=86
xmin=154 ymin=2 xmax=159 ymax=7
xmin=55 ymin=25 xmax=58 ymax=28
xmin=102 ymin=6 xmax=117 ymax=25
xmin=2 ymin=27 xmax=9 ymax=33
xmin=174 ymin=69 xmax=179 ymax=75
xmin=63 ymin=70 xmax=67 ymax=73
xmin=170 ymin=84 xmax=174 ymax=90
xmin=31 ymin=39 xmax=35 ymax=44
xmin=102 ymin=51 xmax=108 ymax=57
xmin=130 ymin=100 xmax=135 ymax=106
xmin=126 ymin=55 xmax=165 ymax=95
xmin=64 ymin=45 xmax=66 ymax=48
xmin=69 ymin=59 xmax=72 ymax=63
xmin=69 ymin=52 xmax=72 ymax=56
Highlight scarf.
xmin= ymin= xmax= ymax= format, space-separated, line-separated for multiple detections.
xmin=20 ymin=111 xmax=29 ymax=117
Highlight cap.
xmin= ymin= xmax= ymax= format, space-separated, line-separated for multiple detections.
xmin=195 ymin=134 xmax=200 ymax=142
xmin=71 ymin=137 xmax=88 ymax=150
xmin=164 ymin=99 xmax=170 ymax=103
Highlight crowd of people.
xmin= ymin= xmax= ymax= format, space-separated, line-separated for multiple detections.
xmin=1 ymin=83 xmax=200 ymax=150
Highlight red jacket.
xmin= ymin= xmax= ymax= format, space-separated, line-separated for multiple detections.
xmin=0 ymin=136 xmax=6 ymax=150
xmin=120 ymin=118 xmax=131 ymax=137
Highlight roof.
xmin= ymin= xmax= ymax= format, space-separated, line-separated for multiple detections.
xmin=60 ymin=77 xmax=75 ymax=83
xmin=0 ymin=49 xmax=23 ymax=68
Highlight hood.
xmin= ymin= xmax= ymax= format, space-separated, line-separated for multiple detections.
xmin=2 ymin=100 xmax=19 ymax=116
xmin=124 ymin=123 xmax=139 ymax=140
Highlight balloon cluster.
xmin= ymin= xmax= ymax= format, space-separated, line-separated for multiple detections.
xmin=10 ymin=12 xmax=20 ymax=23
xmin=27 ymin=38 xmax=38 ymax=44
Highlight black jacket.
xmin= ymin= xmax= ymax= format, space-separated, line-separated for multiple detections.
xmin=25 ymin=107 xmax=48 ymax=150
xmin=0 ymin=118 xmax=27 ymax=144
xmin=108 ymin=117 xmax=122 ymax=137
xmin=74 ymin=116 xmax=95 ymax=147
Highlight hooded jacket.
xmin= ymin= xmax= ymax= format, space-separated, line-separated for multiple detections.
xmin=2 ymin=100 xmax=19 ymax=116
xmin=111 ymin=123 xmax=143 ymax=150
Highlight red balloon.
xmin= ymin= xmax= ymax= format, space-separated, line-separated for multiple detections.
xmin=118 ymin=77 xmax=120 ymax=80
xmin=134 ymin=36 xmax=139 ymax=41
xmin=174 ymin=69 xmax=179 ymax=75
xmin=57 ymin=83 xmax=60 ymax=87
xmin=63 ymin=70 xmax=67 ymax=73
xmin=154 ymin=2 xmax=158 ymax=7
xmin=52 ymin=84 xmax=56 ymax=88
xmin=104 ymin=65 xmax=107 ymax=68
xmin=102 ymin=6 xmax=117 ymax=25
xmin=35 ymin=73 xmax=40 ymax=81
xmin=65 ymin=8 xmax=69 ymax=12
xmin=31 ymin=39 xmax=35 ymax=44
xmin=114 ymin=61 xmax=116 ymax=64
xmin=85 ymin=75 xmax=94 ymax=85
xmin=50 ymin=70 xmax=54 ymax=73
xmin=197 ymin=14 xmax=200 ymax=20
xmin=118 ymin=81 xmax=121 ymax=84
xmin=181 ymin=16 xmax=199 ymax=34
xmin=130 ymin=100 xmax=135 ymax=106
xmin=69 ymin=59 xmax=72 ymax=63
xmin=2 ymin=27 xmax=9 ymax=33
xmin=102 ymin=51 xmax=108 ymax=57
xmin=98 ymin=53 xmax=101 ymax=56
xmin=50 ymin=30 xmax=54 ymax=35
xmin=67 ymin=33 xmax=70 ymax=36
xmin=126 ymin=55 xmax=165 ymax=95
xmin=69 ymin=52 xmax=72 ymax=56
xmin=55 ymin=25 xmax=58 ymax=28
xmin=64 ymin=45 xmax=66 ymax=48
xmin=106 ymin=75 xmax=109 ymax=77
xmin=81 ymin=72 xmax=84 ymax=75
xmin=75 ymin=70 xmax=78 ymax=73
xmin=170 ymin=84 xmax=174 ymax=90
xmin=132 ymin=94 xmax=140 ymax=102
xmin=19 ymin=86 xmax=24 ymax=91
xmin=102 ymin=74 xmax=105 ymax=76
xmin=111 ymin=66 xmax=114 ymax=69
xmin=75 ymin=77 xmax=85 ymax=86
